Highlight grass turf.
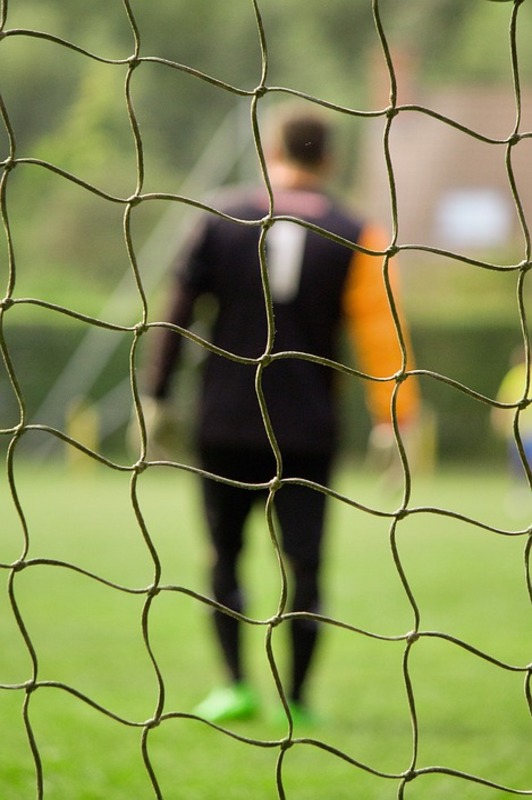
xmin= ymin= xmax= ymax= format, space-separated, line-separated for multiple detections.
xmin=1 ymin=457 xmax=531 ymax=799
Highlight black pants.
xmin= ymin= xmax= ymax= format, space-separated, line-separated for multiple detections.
xmin=199 ymin=445 xmax=332 ymax=704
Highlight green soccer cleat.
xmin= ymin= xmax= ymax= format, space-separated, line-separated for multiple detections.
xmin=287 ymin=700 xmax=315 ymax=727
xmin=272 ymin=699 xmax=318 ymax=729
xmin=193 ymin=682 xmax=259 ymax=723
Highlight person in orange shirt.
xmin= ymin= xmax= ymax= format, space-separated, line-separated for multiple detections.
xmin=146 ymin=103 xmax=420 ymax=724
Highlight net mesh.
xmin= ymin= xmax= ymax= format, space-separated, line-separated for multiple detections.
xmin=1 ymin=1 xmax=532 ymax=798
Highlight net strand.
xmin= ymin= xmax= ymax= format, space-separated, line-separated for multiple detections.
xmin=1 ymin=0 xmax=532 ymax=798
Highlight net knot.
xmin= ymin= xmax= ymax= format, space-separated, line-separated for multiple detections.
xmin=0 ymin=297 xmax=14 ymax=311
xmin=134 ymin=321 xmax=148 ymax=336
xmin=386 ymin=105 xmax=399 ymax=120
xmin=2 ymin=155 xmax=15 ymax=171
xmin=406 ymin=630 xmax=420 ymax=644
xmin=394 ymin=370 xmax=408 ymax=384
xmin=387 ymin=243 xmax=400 ymax=258
xmin=127 ymin=54 xmax=141 ymax=70
xmin=279 ymin=736 xmax=294 ymax=752
xmin=254 ymin=85 xmax=268 ymax=99
xmin=268 ymin=475 xmax=282 ymax=493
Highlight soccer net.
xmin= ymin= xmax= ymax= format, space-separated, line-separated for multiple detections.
xmin=1 ymin=1 xmax=531 ymax=798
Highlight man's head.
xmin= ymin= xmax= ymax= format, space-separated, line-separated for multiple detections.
xmin=263 ymin=104 xmax=334 ymax=186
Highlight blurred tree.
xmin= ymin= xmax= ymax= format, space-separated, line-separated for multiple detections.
xmin=1 ymin=0 xmax=531 ymax=297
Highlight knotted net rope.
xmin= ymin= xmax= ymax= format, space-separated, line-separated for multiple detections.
xmin=1 ymin=1 xmax=531 ymax=798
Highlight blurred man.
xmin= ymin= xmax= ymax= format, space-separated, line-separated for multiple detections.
xmin=145 ymin=103 xmax=419 ymax=723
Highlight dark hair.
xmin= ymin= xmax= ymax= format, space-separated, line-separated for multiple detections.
xmin=278 ymin=110 xmax=331 ymax=168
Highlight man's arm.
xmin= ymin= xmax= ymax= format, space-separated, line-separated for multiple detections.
xmin=126 ymin=279 xmax=197 ymax=461
xmin=342 ymin=224 xmax=420 ymax=427
xmin=149 ymin=278 xmax=197 ymax=400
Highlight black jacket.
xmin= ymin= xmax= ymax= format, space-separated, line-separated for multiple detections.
xmin=152 ymin=184 xmax=364 ymax=456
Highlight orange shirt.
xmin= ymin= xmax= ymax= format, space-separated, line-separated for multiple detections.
xmin=342 ymin=225 xmax=420 ymax=426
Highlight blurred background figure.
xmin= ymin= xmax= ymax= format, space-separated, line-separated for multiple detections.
xmin=142 ymin=102 xmax=420 ymax=724
xmin=492 ymin=349 xmax=532 ymax=514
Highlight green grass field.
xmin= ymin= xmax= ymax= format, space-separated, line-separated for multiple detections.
xmin=1 ymin=456 xmax=531 ymax=799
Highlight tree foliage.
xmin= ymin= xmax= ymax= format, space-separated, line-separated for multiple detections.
xmin=1 ymin=0 xmax=531 ymax=293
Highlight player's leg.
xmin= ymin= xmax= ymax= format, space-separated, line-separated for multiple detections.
xmin=201 ymin=469 xmax=252 ymax=683
xmin=287 ymin=553 xmax=322 ymax=705
xmin=193 ymin=446 xmax=270 ymax=722
xmin=275 ymin=453 xmax=331 ymax=716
